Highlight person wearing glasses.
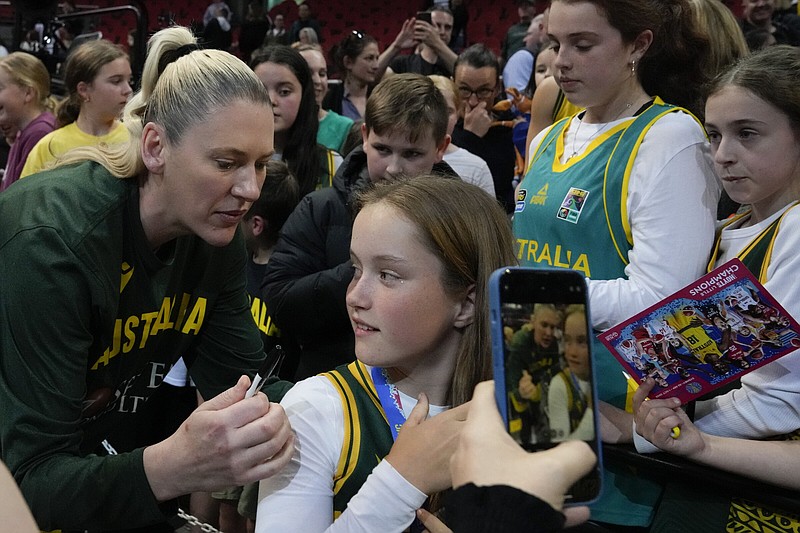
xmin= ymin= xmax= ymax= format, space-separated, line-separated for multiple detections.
xmin=451 ymin=44 xmax=517 ymax=212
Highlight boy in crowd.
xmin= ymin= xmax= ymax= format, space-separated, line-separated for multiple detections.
xmin=262 ymin=73 xmax=457 ymax=381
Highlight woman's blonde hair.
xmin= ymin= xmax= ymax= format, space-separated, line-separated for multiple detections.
xmin=0 ymin=52 xmax=57 ymax=114
xmin=123 ymin=26 xmax=197 ymax=125
xmin=55 ymin=39 xmax=128 ymax=127
xmin=58 ymin=29 xmax=271 ymax=178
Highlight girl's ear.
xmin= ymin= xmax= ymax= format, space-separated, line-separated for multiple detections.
xmin=453 ymin=284 xmax=476 ymax=328
xmin=23 ymin=85 xmax=35 ymax=105
xmin=76 ymin=81 xmax=90 ymax=103
xmin=631 ymin=29 xmax=654 ymax=64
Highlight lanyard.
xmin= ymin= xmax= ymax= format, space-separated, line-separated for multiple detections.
xmin=370 ymin=366 xmax=407 ymax=441
xmin=370 ymin=366 xmax=426 ymax=533
xmin=570 ymin=371 xmax=588 ymax=406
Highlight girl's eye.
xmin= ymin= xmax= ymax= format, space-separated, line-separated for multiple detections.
xmin=278 ymin=88 xmax=292 ymax=97
xmin=738 ymin=129 xmax=757 ymax=140
xmin=351 ymin=264 xmax=362 ymax=280
xmin=379 ymin=271 xmax=400 ymax=282
xmin=706 ymin=130 xmax=720 ymax=143
xmin=216 ymin=160 xmax=235 ymax=170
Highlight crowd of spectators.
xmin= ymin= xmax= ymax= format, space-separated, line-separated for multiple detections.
xmin=2 ymin=0 xmax=800 ymax=532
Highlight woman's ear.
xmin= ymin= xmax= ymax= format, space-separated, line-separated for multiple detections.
xmin=453 ymin=284 xmax=476 ymax=328
xmin=141 ymin=123 xmax=167 ymax=174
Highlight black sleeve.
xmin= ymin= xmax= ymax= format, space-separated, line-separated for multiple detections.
xmin=446 ymin=483 xmax=566 ymax=533
xmin=261 ymin=191 xmax=353 ymax=342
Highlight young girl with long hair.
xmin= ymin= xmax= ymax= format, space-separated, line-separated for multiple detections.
xmin=251 ymin=45 xmax=341 ymax=197
xmin=632 ymin=44 xmax=800 ymax=531
xmin=0 ymin=52 xmax=57 ymax=191
xmin=297 ymin=43 xmax=354 ymax=155
xmin=256 ymin=176 xmax=516 ymax=532
xmin=21 ymin=39 xmax=132 ymax=177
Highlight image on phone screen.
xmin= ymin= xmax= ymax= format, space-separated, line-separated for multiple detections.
xmin=491 ymin=268 xmax=602 ymax=503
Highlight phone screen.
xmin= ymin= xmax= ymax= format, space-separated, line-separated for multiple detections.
xmin=416 ymin=11 xmax=432 ymax=24
xmin=490 ymin=267 xmax=602 ymax=503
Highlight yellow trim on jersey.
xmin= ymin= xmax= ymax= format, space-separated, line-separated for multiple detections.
xmin=707 ymin=202 xmax=800 ymax=283
xmin=324 ymin=371 xmax=361 ymax=494
xmin=706 ymin=211 xmax=751 ymax=272
xmin=552 ymin=120 xmax=630 ymax=171
xmin=326 ymin=150 xmax=335 ymax=188
xmin=350 ymin=361 xmax=388 ymax=425
xmin=604 ymin=98 xmax=702 ymax=263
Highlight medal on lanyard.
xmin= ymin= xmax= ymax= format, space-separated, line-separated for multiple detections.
xmin=370 ymin=366 xmax=427 ymax=533
xmin=371 ymin=366 xmax=407 ymax=440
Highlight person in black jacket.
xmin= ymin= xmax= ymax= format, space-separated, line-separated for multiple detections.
xmin=262 ymin=73 xmax=458 ymax=380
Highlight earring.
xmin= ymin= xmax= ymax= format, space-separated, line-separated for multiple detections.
xmin=630 ymin=60 xmax=636 ymax=75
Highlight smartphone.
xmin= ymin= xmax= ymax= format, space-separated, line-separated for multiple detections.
xmin=490 ymin=267 xmax=602 ymax=504
xmin=415 ymin=11 xmax=432 ymax=24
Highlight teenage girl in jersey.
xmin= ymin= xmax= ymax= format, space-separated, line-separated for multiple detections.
xmin=0 ymin=53 xmax=56 ymax=191
xmin=256 ymin=176 xmax=516 ymax=532
xmin=296 ymin=43 xmax=355 ymax=155
xmin=633 ymin=43 xmax=800 ymax=497
xmin=514 ymin=0 xmax=719 ymax=527
xmin=251 ymin=45 xmax=341 ymax=198
xmin=21 ymin=39 xmax=132 ymax=177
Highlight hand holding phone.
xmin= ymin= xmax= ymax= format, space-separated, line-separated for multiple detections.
xmin=489 ymin=267 xmax=603 ymax=504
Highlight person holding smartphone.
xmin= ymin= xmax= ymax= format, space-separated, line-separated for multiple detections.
xmin=419 ymin=381 xmax=597 ymax=533
xmin=377 ymin=6 xmax=458 ymax=77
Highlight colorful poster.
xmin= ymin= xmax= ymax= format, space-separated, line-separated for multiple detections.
xmin=598 ymin=259 xmax=800 ymax=404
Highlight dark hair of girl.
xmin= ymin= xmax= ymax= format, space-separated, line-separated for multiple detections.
xmin=559 ymin=0 xmax=711 ymax=117
xmin=251 ymin=45 xmax=323 ymax=197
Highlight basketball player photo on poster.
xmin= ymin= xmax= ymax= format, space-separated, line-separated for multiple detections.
xmin=599 ymin=259 xmax=800 ymax=405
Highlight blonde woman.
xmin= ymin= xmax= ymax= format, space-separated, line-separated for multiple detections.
xmin=0 ymin=34 xmax=292 ymax=530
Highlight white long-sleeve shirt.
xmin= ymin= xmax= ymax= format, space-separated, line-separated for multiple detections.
xmin=256 ymin=372 xmax=447 ymax=532
xmin=635 ymin=204 xmax=800 ymax=452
